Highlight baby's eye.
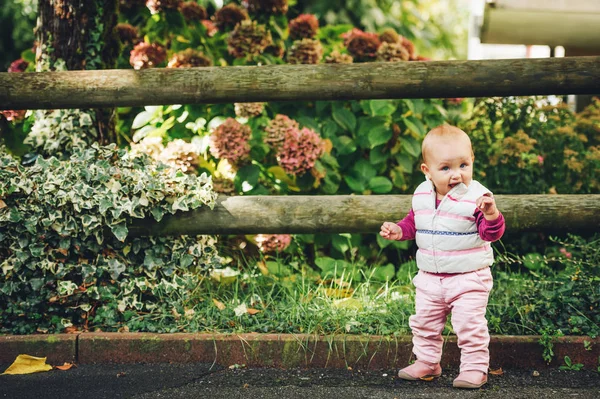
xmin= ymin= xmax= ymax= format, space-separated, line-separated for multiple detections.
xmin=441 ymin=166 xmax=449 ymax=171
xmin=460 ymin=163 xmax=467 ymax=168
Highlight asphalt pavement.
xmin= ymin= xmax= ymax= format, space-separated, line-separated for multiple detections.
xmin=1 ymin=363 xmax=599 ymax=399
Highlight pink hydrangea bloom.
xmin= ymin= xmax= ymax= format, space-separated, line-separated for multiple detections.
xmin=209 ymin=118 xmax=252 ymax=164
xmin=8 ymin=59 xmax=29 ymax=73
xmin=277 ymin=127 xmax=323 ymax=176
xmin=255 ymin=234 xmax=292 ymax=253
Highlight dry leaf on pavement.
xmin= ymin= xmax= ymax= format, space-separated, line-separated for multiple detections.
xmin=2 ymin=355 xmax=53 ymax=375
xmin=489 ymin=367 xmax=504 ymax=375
xmin=55 ymin=362 xmax=75 ymax=371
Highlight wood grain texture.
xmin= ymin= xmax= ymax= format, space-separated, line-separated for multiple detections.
xmin=127 ymin=194 xmax=600 ymax=236
xmin=2 ymin=57 xmax=599 ymax=110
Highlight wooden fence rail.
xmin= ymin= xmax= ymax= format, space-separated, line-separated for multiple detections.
xmin=127 ymin=194 xmax=600 ymax=236
xmin=3 ymin=58 xmax=598 ymax=235
xmin=1 ymin=57 xmax=599 ymax=110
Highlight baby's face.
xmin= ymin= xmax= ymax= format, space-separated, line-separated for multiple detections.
xmin=421 ymin=136 xmax=474 ymax=199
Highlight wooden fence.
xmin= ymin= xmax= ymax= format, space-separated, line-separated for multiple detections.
xmin=1 ymin=58 xmax=599 ymax=234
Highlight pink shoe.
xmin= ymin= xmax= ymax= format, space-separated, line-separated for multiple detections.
xmin=397 ymin=361 xmax=442 ymax=381
xmin=453 ymin=370 xmax=488 ymax=389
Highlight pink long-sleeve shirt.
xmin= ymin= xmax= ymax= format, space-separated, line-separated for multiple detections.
xmin=396 ymin=199 xmax=505 ymax=242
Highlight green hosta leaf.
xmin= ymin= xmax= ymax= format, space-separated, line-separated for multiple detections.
xmin=369 ymin=146 xmax=389 ymax=165
xmin=336 ymin=136 xmax=357 ymax=155
xmin=332 ymin=234 xmax=350 ymax=254
xmin=368 ymin=100 xmax=397 ymax=116
xmin=403 ymin=116 xmax=426 ymax=137
xmin=265 ymin=261 xmax=292 ymax=277
xmin=344 ymin=175 xmax=365 ymax=193
xmin=321 ymin=119 xmax=339 ymax=138
xmin=395 ymin=154 xmax=416 ymax=173
xmin=322 ymin=170 xmax=341 ymax=194
xmin=401 ymin=137 xmax=421 ymax=159
xmin=370 ymin=263 xmax=396 ymax=281
xmin=368 ymin=176 xmax=393 ymax=193
xmin=352 ymin=159 xmax=377 ymax=181
xmin=332 ymin=107 xmax=357 ymax=132
xmin=368 ymin=126 xmax=392 ymax=149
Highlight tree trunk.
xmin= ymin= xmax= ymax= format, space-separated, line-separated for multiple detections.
xmin=34 ymin=0 xmax=119 ymax=147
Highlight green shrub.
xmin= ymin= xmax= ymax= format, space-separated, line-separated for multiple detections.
xmin=0 ymin=144 xmax=222 ymax=334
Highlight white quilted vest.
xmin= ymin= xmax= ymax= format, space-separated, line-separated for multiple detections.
xmin=412 ymin=179 xmax=495 ymax=273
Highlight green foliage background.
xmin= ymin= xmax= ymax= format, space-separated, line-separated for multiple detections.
xmin=1 ymin=1 xmax=598 ymax=336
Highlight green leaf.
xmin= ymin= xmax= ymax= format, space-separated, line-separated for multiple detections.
xmin=369 ymin=100 xmax=397 ymax=116
xmin=370 ymin=263 xmax=396 ymax=281
xmin=108 ymin=258 xmax=126 ymax=280
xmin=235 ymin=164 xmax=261 ymax=191
xmin=352 ymin=159 xmax=377 ymax=181
xmin=110 ymin=223 xmax=129 ymax=242
xmin=403 ymin=116 xmax=426 ymax=137
xmin=368 ymin=126 xmax=392 ymax=149
xmin=332 ymin=107 xmax=357 ymax=132
xmin=322 ymin=170 xmax=341 ymax=194
xmin=369 ymin=146 xmax=389 ymax=165
xmin=401 ymin=137 xmax=421 ymax=159
xmin=336 ymin=136 xmax=357 ymax=155
xmin=332 ymin=234 xmax=350 ymax=254
xmin=396 ymin=154 xmax=416 ymax=173
xmin=368 ymin=176 xmax=393 ymax=193
xmin=344 ymin=175 xmax=365 ymax=193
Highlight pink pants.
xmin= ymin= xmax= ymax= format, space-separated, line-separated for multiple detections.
xmin=409 ymin=267 xmax=493 ymax=373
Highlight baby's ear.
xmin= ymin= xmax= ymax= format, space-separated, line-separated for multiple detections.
xmin=420 ymin=163 xmax=429 ymax=177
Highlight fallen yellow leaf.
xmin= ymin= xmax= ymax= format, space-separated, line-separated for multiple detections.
xmin=213 ymin=298 xmax=226 ymax=311
xmin=0 ymin=199 xmax=6 ymax=209
xmin=489 ymin=367 xmax=504 ymax=375
xmin=2 ymin=354 xmax=53 ymax=375
xmin=247 ymin=308 xmax=261 ymax=315
xmin=55 ymin=362 xmax=75 ymax=371
xmin=419 ymin=376 xmax=435 ymax=381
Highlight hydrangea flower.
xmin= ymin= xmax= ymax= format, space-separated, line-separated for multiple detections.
xmin=209 ymin=118 xmax=252 ymax=165
xmin=116 ymin=23 xmax=139 ymax=46
xmin=129 ymin=42 xmax=167 ymax=69
xmin=167 ymin=49 xmax=213 ymax=68
xmin=234 ymin=102 xmax=265 ymax=118
xmin=243 ymin=0 xmax=288 ymax=15
xmin=264 ymin=114 xmax=299 ymax=150
xmin=325 ymin=50 xmax=353 ymax=64
xmin=214 ymin=3 xmax=249 ymax=31
xmin=227 ymin=20 xmax=273 ymax=58
xmin=342 ymin=28 xmax=381 ymax=61
xmin=255 ymin=234 xmax=292 ymax=253
xmin=179 ymin=1 xmax=208 ymax=22
xmin=289 ymin=14 xmax=319 ymax=40
xmin=286 ymin=38 xmax=323 ymax=65
xmin=277 ymin=127 xmax=323 ymax=176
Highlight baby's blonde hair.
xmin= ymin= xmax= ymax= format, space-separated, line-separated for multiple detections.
xmin=421 ymin=125 xmax=474 ymax=163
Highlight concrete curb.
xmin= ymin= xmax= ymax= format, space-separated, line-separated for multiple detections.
xmin=1 ymin=334 xmax=598 ymax=369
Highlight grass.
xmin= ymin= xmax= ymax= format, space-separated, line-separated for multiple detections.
xmin=147 ymin=256 xmax=598 ymax=338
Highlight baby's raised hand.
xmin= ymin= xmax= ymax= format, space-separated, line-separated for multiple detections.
xmin=476 ymin=195 xmax=499 ymax=220
xmin=380 ymin=222 xmax=403 ymax=241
